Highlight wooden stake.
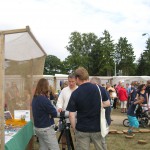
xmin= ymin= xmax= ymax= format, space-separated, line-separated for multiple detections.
xmin=0 ymin=32 xmax=5 ymax=150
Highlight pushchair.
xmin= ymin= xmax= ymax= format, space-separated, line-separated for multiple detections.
xmin=123 ymin=107 xmax=149 ymax=128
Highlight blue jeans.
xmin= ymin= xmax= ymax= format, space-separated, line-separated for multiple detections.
xmin=35 ymin=126 xmax=60 ymax=150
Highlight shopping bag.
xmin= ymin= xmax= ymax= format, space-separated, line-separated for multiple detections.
xmin=97 ymin=85 xmax=109 ymax=137
xmin=100 ymin=107 xmax=109 ymax=137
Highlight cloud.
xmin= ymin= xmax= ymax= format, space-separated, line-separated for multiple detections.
xmin=0 ymin=0 xmax=150 ymax=60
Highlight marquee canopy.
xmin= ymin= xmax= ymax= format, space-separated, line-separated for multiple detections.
xmin=0 ymin=26 xmax=47 ymax=149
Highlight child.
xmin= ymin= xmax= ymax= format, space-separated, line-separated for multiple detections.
xmin=127 ymin=96 xmax=144 ymax=136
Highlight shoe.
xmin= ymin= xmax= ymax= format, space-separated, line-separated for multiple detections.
xmin=127 ymin=132 xmax=135 ymax=137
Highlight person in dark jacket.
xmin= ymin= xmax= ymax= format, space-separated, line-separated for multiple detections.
xmin=32 ymin=78 xmax=59 ymax=150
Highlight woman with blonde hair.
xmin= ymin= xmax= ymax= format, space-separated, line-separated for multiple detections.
xmin=32 ymin=78 xmax=59 ymax=150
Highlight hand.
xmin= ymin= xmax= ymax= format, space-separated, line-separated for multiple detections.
xmin=58 ymin=108 xmax=63 ymax=112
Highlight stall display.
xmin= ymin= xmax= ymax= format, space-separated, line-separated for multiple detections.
xmin=0 ymin=26 xmax=46 ymax=149
xmin=5 ymin=121 xmax=33 ymax=150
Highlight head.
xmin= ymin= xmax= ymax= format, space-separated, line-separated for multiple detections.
xmin=118 ymin=81 xmax=122 ymax=85
xmin=126 ymin=83 xmax=129 ymax=88
xmin=121 ymin=83 xmax=125 ymax=88
xmin=139 ymin=84 xmax=146 ymax=91
xmin=137 ymin=96 xmax=145 ymax=104
xmin=90 ymin=77 xmax=101 ymax=85
xmin=68 ymin=74 xmax=76 ymax=89
xmin=74 ymin=67 xmax=89 ymax=85
xmin=106 ymin=83 xmax=111 ymax=88
xmin=34 ymin=78 xmax=49 ymax=97
xmin=131 ymin=82 xmax=135 ymax=87
xmin=147 ymin=80 xmax=150 ymax=86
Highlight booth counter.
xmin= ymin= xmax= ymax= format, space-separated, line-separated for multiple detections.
xmin=5 ymin=121 xmax=34 ymax=150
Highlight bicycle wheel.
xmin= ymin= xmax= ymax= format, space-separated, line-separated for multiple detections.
xmin=140 ymin=117 xmax=149 ymax=128
xmin=123 ymin=119 xmax=130 ymax=127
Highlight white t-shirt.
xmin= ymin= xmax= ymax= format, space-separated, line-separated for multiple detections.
xmin=56 ymin=86 xmax=78 ymax=111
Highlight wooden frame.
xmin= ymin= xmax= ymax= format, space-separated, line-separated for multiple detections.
xmin=0 ymin=32 xmax=5 ymax=150
xmin=0 ymin=26 xmax=47 ymax=150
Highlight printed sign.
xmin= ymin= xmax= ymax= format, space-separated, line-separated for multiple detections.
xmin=14 ymin=110 xmax=30 ymax=122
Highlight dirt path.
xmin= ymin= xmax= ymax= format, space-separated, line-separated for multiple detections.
xmin=111 ymin=109 xmax=127 ymax=125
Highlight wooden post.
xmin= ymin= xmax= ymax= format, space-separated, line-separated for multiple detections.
xmin=54 ymin=77 xmax=57 ymax=93
xmin=0 ymin=32 xmax=5 ymax=150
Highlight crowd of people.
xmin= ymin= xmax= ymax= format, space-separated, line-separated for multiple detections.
xmin=31 ymin=67 xmax=150 ymax=150
xmin=105 ymin=80 xmax=150 ymax=137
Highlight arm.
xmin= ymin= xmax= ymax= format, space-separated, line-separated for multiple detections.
xmin=42 ymin=97 xmax=57 ymax=117
xmin=69 ymin=112 xmax=76 ymax=132
xmin=56 ymin=90 xmax=64 ymax=112
xmin=110 ymin=87 xmax=115 ymax=92
xmin=100 ymin=86 xmax=110 ymax=107
xmin=125 ymin=89 xmax=128 ymax=99
xmin=103 ymin=100 xmax=110 ymax=107
xmin=135 ymin=93 xmax=139 ymax=100
xmin=146 ymin=93 xmax=149 ymax=108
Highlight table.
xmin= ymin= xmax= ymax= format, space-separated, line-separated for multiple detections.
xmin=5 ymin=121 xmax=34 ymax=150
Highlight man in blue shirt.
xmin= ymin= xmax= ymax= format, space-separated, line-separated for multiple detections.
xmin=66 ymin=67 xmax=110 ymax=150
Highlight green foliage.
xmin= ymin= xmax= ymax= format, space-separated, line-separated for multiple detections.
xmin=43 ymin=31 xmax=139 ymax=76
xmin=99 ymin=30 xmax=115 ymax=76
xmin=44 ymin=55 xmax=62 ymax=75
xmin=136 ymin=38 xmax=150 ymax=75
xmin=66 ymin=31 xmax=98 ymax=72
xmin=115 ymin=37 xmax=135 ymax=75
xmin=66 ymin=30 xmax=116 ymax=76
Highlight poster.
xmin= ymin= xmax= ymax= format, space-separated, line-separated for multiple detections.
xmin=14 ymin=110 xmax=30 ymax=122
xmin=4 ymin=111 xmax=13 ymax=120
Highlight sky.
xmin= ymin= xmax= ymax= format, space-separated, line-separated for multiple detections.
xmin=1 ymin=0 xmax=150 ymax=61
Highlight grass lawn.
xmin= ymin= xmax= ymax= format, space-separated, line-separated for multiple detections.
xmin=33 ymin=109 xmax=150 ymax=150
xmin=107 ymin=125 xmax=150 ymax=150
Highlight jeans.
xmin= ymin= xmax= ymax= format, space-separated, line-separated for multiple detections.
xmin=34 ymin=126 xmax=60 ymax=150
xmin=75 ymin=130 xmax=107 ymax=150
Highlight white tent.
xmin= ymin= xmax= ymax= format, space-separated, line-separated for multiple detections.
xmin=113 ymin=76 xmax=150 ymax=85
xmin=0 ymin=26 xmax=46 ymax=149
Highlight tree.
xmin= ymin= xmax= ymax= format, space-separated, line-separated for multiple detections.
xmin=89 ymin=30 xmax=115 ymax=76
xmin=66 ymin=32 xmax=98 ymax=72
xmin=100 ymin=30 xmax=115 ymax=76
xmin=115 ymin=37 xmax=135 ymax=75
xmin=136 ymin=53 xmax=147 ymax=75
xmin=44 ymin=55 xmax=62 ymax=75
xmin=136 ymin=38 xmax=150 ymax=75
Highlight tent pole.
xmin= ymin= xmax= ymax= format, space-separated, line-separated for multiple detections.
xmin=0 ymin=32 xmax=5 ymax=150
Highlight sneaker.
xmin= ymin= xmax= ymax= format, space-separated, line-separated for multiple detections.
xmin=127 ymin=132 xmax=135 ymax=137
